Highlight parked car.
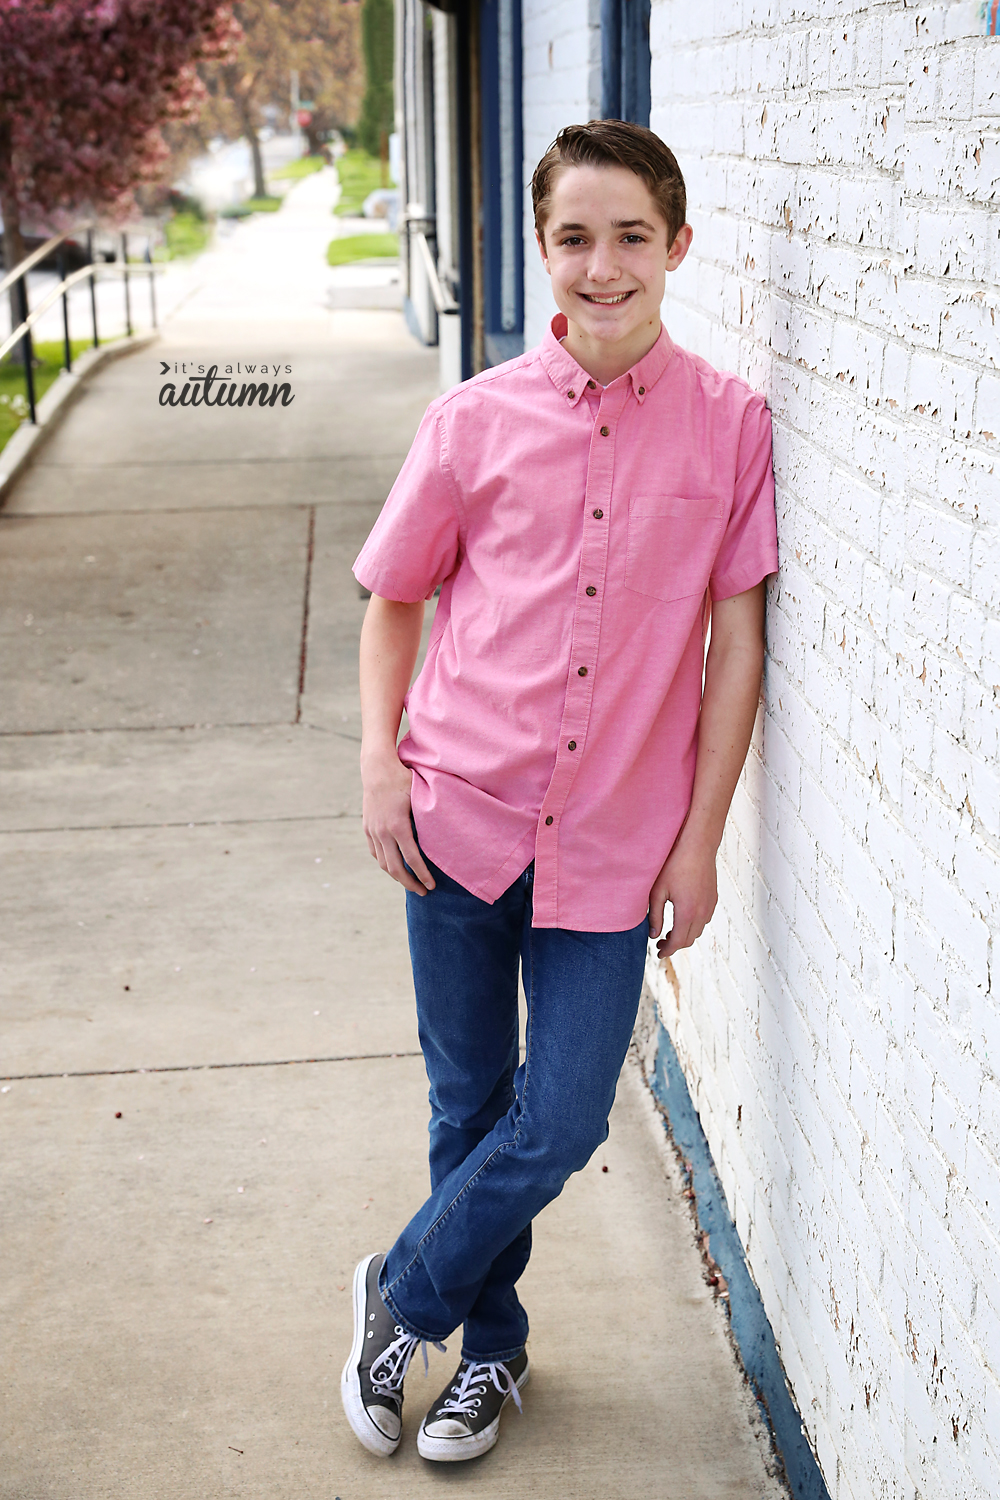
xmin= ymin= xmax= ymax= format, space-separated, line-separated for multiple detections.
xmin=362 ymin=189 xmax=400 ymax=231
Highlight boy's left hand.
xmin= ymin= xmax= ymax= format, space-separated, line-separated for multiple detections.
xmin=648 ymin=833 xmax=719 ymax=958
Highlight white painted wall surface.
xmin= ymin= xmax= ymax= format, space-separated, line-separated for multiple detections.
xmin=645 ymin=4 xmax=1000 ymax=1498
xmin=521 ymin=0 xmax=602 ymax=348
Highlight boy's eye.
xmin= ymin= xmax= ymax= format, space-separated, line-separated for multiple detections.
xmin=559 ymin=235 xmax=585 ymax=246
xmin=622 ymin=234 xmax=646 ymax=245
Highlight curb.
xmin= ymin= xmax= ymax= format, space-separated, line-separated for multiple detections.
xmin=0 ymin=330 xmax=160 ymax=508
xmin=633 ymin=980 xmax=833 ymax=1500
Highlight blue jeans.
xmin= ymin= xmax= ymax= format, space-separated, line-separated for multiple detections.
xmin=379 ymin=855 xmax=648 ymax=1362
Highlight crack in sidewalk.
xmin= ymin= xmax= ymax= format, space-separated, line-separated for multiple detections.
xmin=295 ymin=505 xmax=316 ymax=724
xmin=0 ymin=811 xmax=359 ymax=835
xmin=2 ymin=1049 xmax=422 ymax=1083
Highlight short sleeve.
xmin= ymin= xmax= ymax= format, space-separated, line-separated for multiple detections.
xmin=353 ymin=406 xmax=462 ymax=601
xmin=709 ymin=396 xmax=779 ymax=602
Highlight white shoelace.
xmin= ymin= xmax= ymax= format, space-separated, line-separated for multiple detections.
xmin=370 ymin=1327 xmax=447 ymax=1398
xmin=438 ymin=1359 xmax=523 ymax=1416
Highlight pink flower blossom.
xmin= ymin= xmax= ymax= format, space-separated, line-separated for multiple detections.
xmin=0 ymin=0 xmax=240 ymax=253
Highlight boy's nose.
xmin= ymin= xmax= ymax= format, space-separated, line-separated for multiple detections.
xmin=585 ymin=243 xmax=621 ymax=283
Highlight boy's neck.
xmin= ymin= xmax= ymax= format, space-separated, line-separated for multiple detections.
xmin=560 ymin=315 xmax=663 ymax=388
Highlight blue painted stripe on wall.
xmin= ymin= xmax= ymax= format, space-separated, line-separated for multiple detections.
xmin=647 ymin=1016 xmax=833 ymax=1500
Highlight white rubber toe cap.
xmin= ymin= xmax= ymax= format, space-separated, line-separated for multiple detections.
xmin=369 ymin=1405 xmax=401 ymax=1440
xmin=422 ymin=1417 xmax=471 ymax=1438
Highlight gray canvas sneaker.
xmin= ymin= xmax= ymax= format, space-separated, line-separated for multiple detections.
xmin=341 ymin=1252 xmax=426 ymax=1457
xmin=417 ymin=1349 xmax=529 ymax=1462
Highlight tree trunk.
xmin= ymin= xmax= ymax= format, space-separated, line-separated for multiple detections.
xmin=0 ymin=121 xmax=28 ymax=362
xmin=237 ymin=97 xmax=267 ymax=199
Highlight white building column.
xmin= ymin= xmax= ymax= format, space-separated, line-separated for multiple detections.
xmin=521 ymin=0 xmax=602 ymax=349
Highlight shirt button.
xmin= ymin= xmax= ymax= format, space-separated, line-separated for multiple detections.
xmin=586 ymin=585 xmax=597 ymax=597
xmin=638 ymin=385 xmax=645 ymax=395
xmin=587 ymin=380 xmax=596 ymax=389
xmin=578 ymin=666 xmax=588 ymax=676
xmin=545 ymin=815 xmax=554 ymax=826
xmin=567 ymin=389 xmax=575 ymax=399
xmin=592 ymin=508 xmax=603 ymax=519
xmin=600 ymin=425 xmax=610 ymax=436
xmin=568 ymin=740 xmax=577 ymax=751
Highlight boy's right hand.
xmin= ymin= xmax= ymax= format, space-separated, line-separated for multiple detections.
xmin=361 ymin=748 xmax=436 ymax=896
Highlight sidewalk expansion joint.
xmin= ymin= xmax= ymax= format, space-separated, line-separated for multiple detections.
xmin=0 ymin=719 xmax=299 ymax=738
xmin=295 ymin=505 xmax=317 ymax=724
xmin=0 ymin=720 xmax=353 ymax=739
xmin=21 ymin=453 xmax=411 ymax=469
xmin=2 ymin=1050 xmax=423 ymax=1083
xmin=0 ymin=811 xmax=360 ymax=835
xmin=0 ymin=496 xmax=392 ymax=521
xmin=0 ymin=502 xmax=313 ymax=521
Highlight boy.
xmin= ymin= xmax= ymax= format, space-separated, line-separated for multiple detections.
xmin=342 ymin=120 xmax=778 ymax=1463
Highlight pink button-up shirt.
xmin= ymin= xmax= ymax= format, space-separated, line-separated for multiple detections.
xmin=354 ymin=315 xmax=778 ymax=931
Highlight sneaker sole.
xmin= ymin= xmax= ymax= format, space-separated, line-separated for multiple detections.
xmin=340 ymin=1252 xmax=400 ymax=1458
xmin=416 ymin=1361 xmax=530 ymax=1463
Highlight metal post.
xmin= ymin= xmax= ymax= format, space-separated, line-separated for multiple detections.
xmin=145 ymin=241 xmax=158 ymax=329
xmin=58 ymin=247 xmax=72 ymax=371
xmin=87 ymin=229 xmax=99 ymax=347
xmin=16 ymin=275 xmax=37 ymax=424
xmin=121 ymin=231 xmax=132 ymax=337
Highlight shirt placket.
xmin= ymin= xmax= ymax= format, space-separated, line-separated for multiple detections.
xmin=532 ymin=382 xmax=628 ymax=926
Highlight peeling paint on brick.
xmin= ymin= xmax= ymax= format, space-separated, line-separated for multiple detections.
xmin=641 ymin=4 xmax=1000 ymax=1498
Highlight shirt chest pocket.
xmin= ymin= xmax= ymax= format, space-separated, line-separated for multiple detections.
xmin=624 ymin=495 xmax=724 ymax=603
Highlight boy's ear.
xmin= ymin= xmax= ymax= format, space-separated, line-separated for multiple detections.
xmin=666 ymin=223 xmax=693 ymax=274
xmin=535 ymin=228 xmax=551 ymax=275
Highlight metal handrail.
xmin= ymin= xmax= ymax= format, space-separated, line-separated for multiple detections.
xmin=1 ymin=228 xmax=159 ymax=424
xmin=0 ymin=261 xmax=160 ymax=366
xmin=0 ymin=233 xmax=68 ymax=297
xmin=413 ymin=230 xmax=459 ymax=315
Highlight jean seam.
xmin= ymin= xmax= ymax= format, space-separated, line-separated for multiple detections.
xmin=520 ymin=922 xmax=536 ymax=1122
xmin=385 ymin=1136 xmax=519 ymax=1296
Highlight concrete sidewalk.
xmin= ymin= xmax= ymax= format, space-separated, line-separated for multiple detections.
xmin=0 ymin=193 xmax=786 ymax=1498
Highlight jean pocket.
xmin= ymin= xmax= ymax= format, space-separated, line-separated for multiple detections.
xmin=624 ymin=495 xmax=723 ymax=603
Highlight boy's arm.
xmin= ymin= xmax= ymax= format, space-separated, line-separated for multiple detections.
xmin=649 ymin=580 xmax=766 ymax=957
xmin=359 ymin=594 xmax=436 ymax=895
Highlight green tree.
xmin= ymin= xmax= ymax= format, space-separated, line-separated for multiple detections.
xmin=193 ymin=0 xmax=362 ymax=199
xmin=357 ymin=0 xmax=393 ymax=165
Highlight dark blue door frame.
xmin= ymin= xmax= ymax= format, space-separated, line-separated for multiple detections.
xmin=456 ymin=0 xmax=475 ymax=379
xmin=430 ymin=0 xmax=525 ymax=378
xmin=478 ymin=0 xmax=524 ymax=368
xmin=601 ymin=0 xmax=651 ymax=126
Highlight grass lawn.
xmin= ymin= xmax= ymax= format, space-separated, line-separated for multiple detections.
xmin=326 ymin=234 xmax=398 ymax=267
xmin=220 ymin=195 xmax=283 ymax=220
xmin=0 ymin=339 xmax=101 ymax=454
xmin=270 ymin=155 xmax=327 ymax=181
xmin=334 ymin=149 xmax=389 ymax=216
xmin=154 ymin=211 xmax=212 ymax=260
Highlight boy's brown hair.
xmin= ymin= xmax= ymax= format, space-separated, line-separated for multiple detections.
xmin=532 ymin=120 xmax=687 ymax=247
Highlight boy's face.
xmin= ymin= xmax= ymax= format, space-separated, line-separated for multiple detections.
xmin=537 ymin=164 xmax=691 ymax=364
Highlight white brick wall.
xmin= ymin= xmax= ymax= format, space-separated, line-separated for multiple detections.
xmin=645 ymin=4 xmax=1000 ymax=1497
xmin=521 ymin=0 xmax=601 ymax=347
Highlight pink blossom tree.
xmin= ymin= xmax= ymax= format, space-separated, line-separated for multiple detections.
xmin=0 ymin=0 xmax=239 ymax=278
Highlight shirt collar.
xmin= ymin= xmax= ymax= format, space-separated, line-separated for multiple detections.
xmin=539 ymin=313 xmax=675 ymax=407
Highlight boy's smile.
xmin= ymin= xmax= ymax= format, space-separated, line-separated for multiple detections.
xmin=537 ymin=163 xmax=692 ymax=385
